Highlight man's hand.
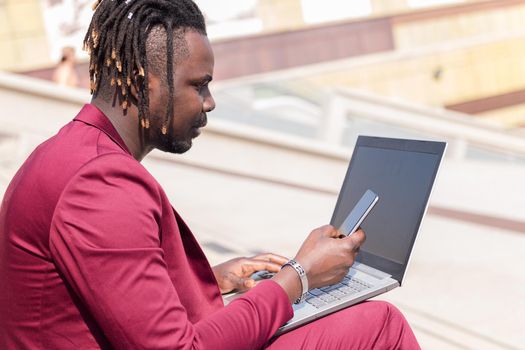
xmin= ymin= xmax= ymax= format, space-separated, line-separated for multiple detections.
xmin=272 ymin=225 xmax=366 ymax=303
xmin=212 ymin=253 xmax=288 ymax=294
xmin=294 ymin=225 xmax=366 ymax=290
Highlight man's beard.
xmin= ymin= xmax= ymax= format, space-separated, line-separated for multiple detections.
xmin=165 ymin=139 xmax=192 ymax=154
xmin=151 ymin=114 xmax=207 ymax=154
xmin=158 ymin=133 xmax=192 ymax=154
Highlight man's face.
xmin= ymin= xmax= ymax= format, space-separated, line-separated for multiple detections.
xmin=148 ymin=30 xmax=215 ymax=154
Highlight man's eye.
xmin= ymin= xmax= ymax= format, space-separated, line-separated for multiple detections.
xmin=195 ymin=83 xmax=208 ymax=92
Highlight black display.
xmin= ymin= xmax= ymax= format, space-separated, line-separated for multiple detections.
xmin=331 ymin=136 xmax=446 ymax=283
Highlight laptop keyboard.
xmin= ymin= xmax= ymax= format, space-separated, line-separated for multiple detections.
xmin=305 ymin=276 xmax=372 ymax=309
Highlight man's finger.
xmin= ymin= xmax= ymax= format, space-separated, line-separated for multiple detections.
xmin=344 ymin=228 xmax=366 ymax=247
xmin=251 ymin=253 xmax=288 ymax=266
xmin=320 ymin=225 xmax=340 ymax=238
xmin=244 ymin=260 xmax=283 ymax=274
xmin=243 ymin=278 xmax=255 ymax=289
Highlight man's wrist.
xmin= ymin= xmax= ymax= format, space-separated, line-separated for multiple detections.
xmin=282 ymin=259 xmax=308 ymax=304
xmin=272 ymin=265 xmax=302 ymax=304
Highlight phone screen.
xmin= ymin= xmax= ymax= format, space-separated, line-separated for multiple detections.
xmin=339 ymin=189 xmax=379 ymax=236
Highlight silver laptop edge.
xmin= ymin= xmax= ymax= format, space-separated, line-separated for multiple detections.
xmin=401 ymin=142 xmax=447 ymax=286
xmin=276 ymin=137 xmax=447 ymax=334
xmin=276 ymin=262 xmax=398 ymax=335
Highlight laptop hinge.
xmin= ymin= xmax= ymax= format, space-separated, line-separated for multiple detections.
xmin=352 ymin=261 xmax=392 ymax=280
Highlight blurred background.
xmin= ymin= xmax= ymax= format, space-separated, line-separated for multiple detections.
xmin=1 ymin=0 xmax=524 ymax=348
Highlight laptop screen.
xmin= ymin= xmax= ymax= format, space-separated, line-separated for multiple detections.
xmin=330 ymin=136 xmax=446 ymax=284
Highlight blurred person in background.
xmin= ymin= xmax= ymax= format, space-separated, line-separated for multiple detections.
xmin=52 ymin=46 xmax=79 ymax=87
xmin=0 ymin=0 xmax=420 ymax=349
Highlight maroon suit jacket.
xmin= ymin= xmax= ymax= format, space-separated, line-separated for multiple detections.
xmin=0 ymin=104 xmax=292 ymax=349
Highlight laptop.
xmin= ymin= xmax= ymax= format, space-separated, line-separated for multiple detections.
xmin=225 ymin=135 xmax=447 ymax=335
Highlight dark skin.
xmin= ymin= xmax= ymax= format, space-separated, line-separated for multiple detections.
xmin=93 ymin=30 xmax=366 ymax=302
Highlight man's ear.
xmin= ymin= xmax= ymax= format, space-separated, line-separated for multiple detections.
xmin=146 ymin=71 xmax=163 ymax=110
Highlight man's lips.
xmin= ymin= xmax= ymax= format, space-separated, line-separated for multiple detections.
xmin=191 ymin=114 xmax=207 ymax=137
xmin=193 ymin=114 xmax=207 ymax=129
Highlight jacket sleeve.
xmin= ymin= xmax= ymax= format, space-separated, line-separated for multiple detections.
xmin=49 ymin=153 xmax=293 ymax=350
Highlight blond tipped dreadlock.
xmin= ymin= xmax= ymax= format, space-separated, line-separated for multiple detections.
xmin=84 ymin=0 xmax=206 ymax=134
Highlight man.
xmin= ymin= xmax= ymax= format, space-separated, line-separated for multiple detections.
xmin=52 ymin=46 xmax=79 ymax=88
xmin=0 ymin=1 xmax=421 ymax=349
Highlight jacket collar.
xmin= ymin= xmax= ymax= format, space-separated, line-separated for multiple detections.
xmin=73 ymin=104 xmax=132 ymax=156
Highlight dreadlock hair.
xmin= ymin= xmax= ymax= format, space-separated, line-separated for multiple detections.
xmin=84 ymin=0 xmax=206 ymax=135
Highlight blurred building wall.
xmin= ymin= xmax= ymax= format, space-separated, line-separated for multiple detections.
xmin=393 ymin=0 xmax=525 ymax=48
xmin=305 ymin=37 xmax=525 ymax=125
xmin=0 ymin=0 xmax=49 ymax=71
xmin=0 ymin=0 xmax=510 ymax=71
xmin=2 ymin=0 xmax=524 ymax=126
xmin=302 ymin=1 xmax=525 ymax=126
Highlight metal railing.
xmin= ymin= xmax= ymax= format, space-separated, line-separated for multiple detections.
xmin=212 ymin=80 xmax=525 ymax=163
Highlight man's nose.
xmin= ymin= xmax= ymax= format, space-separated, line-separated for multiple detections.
xmin=203 ymin=93 xmax=215 ymax=113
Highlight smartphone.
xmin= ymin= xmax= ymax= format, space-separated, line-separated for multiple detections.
xmin=339 ymin=189 xmax=379 ymax=236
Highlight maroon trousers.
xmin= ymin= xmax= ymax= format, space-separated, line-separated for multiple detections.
xmin=268 ymin=301 xmax=421 ymax=349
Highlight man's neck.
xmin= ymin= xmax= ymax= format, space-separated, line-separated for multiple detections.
xmin=91 ymin=97 xmax=150 ymax=161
